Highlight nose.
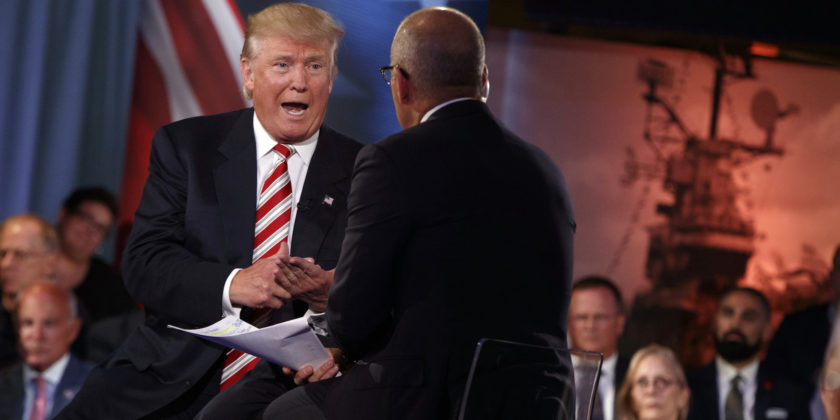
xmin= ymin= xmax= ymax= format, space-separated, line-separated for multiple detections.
xmin=23 ymin=324 xmax=45 ymax=341
xmin=289 ymin=65 xmax=307 ymax=91
xmin=0 ymin=252 xmax=14 ymax=269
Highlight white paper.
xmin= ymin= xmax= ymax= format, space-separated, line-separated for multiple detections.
xmin=169 ymin=315 xmax=331 ymax=370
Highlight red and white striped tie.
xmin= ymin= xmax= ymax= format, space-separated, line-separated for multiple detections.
xmin=220 ymin=143 xmax=295 ymax=391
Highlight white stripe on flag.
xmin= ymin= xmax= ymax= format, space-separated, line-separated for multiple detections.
xmin=202 ymin=0 xmax=248 ymax=105
xmin=141 ymin=0 xmax=202 ymax=122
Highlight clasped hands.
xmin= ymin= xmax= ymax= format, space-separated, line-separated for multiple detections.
xmin=229 ymin=242 xmax=334 ymax=313
xmin=229 ymin=241 xmax=342 ymax=383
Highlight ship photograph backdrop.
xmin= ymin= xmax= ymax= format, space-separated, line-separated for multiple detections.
xmin=486 ymin=28 xmax=840 ymax=368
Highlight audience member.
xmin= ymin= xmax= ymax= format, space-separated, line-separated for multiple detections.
xmin=617 ymin=344 xmax=690 ymax=420
xmin=765 ymin=244 xmax=840 ymax=420
xmin=0 ymin=214 xmax=59 ymax=368
xmin=56 ymin=3 xmax=361 ymax=418
xmin=54 ymin=186 xmax=135 ymax=323
xmin=261 ymin=6 xmax=576 ymax=419
xmin=0 ymin=282 xmax=93 ymax=419
xmin=569 ymin=275 xmax=630 ymax=420
xmin=821 ymin=313 xmax=840 ymax=420
xmin=687 ymin=287 xmax=809 ymax=420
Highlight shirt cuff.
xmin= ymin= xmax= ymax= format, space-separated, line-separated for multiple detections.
xmin=222 ymin=268 xmax=242 ymax=318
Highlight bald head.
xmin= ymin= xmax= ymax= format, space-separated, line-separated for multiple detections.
xmin=391 ymin=7 xmax=485 ymax=102
xmin=16 ymin=282 xmax=80 ymax=372
xmin=0 ymin=214 xmax=59 ymax=312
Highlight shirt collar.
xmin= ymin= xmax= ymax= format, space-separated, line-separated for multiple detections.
xmin=420 ymin=97 xmax=475 ymax=123
xmin=253 ymin=113 xmax=318 ymax=166
xmin=601 ymin=352 xmax=618 ymax=377
xmin=23 ymin=353 xmax=70 ymax=385
xmin=715 ymin=355 xmax=760 ymax=383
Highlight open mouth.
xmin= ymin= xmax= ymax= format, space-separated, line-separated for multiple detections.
xmin=282 ymin=102 xmax=308 ymax=116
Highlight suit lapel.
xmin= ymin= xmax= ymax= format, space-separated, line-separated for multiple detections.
xmin=50 ymin=356 xmax=93 ymax=417
xmin=699 ymin=363 xmax=722 ymax=420
xmin=0 ymin=364 xmax=24 ymax=420
xmin=213 ymin=109 xmax=258 ymax=266
xmin=291 ymin=125 xmax=349 ymax=259
xmin=754 ymin=363 xmax=770 ymax=420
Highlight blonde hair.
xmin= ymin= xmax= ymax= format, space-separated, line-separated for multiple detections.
xmin=616 ymin=344 xmax=690 ymax=420
xmin=240 ymin=3 xmax=344 ymax=99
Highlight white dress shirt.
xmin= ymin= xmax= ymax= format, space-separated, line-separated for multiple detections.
xmin=21 ymin=354 xmax=70 ymax=420
xmin=716 ymin=356 xmax=759 ymax=420
xmin=599 ymin=353 xmax=618 ymax=420
xmin=572 ymin=352 xmax=618 ymax=420
xmin=221 ymin=114 xmax=318 ymax=317
xmin=420 ymin=97 xmax=475 ymax=123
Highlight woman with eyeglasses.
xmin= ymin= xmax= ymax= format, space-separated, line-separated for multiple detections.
xmin=616 ymin=344 xmax=691 ymax=420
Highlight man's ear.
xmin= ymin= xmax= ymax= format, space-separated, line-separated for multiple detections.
xmin=240 ymin=57 xmax=254 ymax=92
xmin=480 ymin=65 xmax=489 ymax=101
xmin=396 ymin=69 xmax=410 ymax=105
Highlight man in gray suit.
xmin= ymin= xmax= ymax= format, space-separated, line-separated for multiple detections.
xmin=0 ymin=282 xmax=93 ymax=419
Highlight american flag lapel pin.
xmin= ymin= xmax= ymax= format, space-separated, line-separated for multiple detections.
xmin=322 ymin=195 xmax=334 ymax=206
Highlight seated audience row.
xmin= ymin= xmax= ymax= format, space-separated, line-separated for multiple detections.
xmin=570 ymin=266 xmax=840 ymax=420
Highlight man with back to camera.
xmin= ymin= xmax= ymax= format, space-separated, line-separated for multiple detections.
xmin=0 ymin=282 xmax=93 ymax=420
xmin=568 ymin=276 xmax=630 ymax=420
xmin=261 ymin=6 xmax=576 ymax=419
xmin=56 ymin=3 xmax=362 ymax=418
xmin=687 ymin=287 xmax=810 ymax=420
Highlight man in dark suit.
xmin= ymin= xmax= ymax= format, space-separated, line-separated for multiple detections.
xmin=764 ymin=244 xmax=840 ymax=420
xmin=263 ymin=7 xmax=576 ymax=420
xmin=0 ymin=282 xmax=93 ymax=420
xmin=687 ymin=287 xmax=809 ymax=420
xmin=569 ymin=276 xmax=630 ymax=420
xmin=56 ymin=4 xmax=361 ymax=419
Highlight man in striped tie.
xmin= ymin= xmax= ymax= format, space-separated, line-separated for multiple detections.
xmin=56 ymin=3 xmax=361 ymax=419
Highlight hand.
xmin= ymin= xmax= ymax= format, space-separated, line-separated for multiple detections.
xmin=282 ymin=355 xmax=339 ymax=385
xmin=275 ymin=242 xmax=334 ymax=312
xmin=229 ymin=253 xmax=291 ymax=309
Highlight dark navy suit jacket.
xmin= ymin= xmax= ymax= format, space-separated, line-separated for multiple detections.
xmin=57 ymin=108 xmax=361 ymax=419
xmin=0 ymin=355 xmax=93 ymax=419
xmin=687 ymin=360 xmax=811 ymax=420
xmin=309 ymin=100 xmax=576 ymax=419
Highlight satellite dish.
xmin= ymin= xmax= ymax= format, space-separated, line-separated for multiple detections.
xmin=751 ymin=89 xmax=779 ymax=132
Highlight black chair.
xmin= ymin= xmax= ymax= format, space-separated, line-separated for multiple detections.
xmin=457 ymin=338 xmax=603 ymax=420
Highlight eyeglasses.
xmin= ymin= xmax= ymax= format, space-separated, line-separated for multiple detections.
xmin=378 ymin=64 xmax=409 ymax=86
xmin=0 ymin=249 xmax=46 ymax=261
xmin=634 ymin=376 xmax=677 ymax=391
xmin=71 ymin=209 xmax=111 ymax=235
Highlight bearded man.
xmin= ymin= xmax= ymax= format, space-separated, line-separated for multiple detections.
xmin=687 ymin=288 xmax=810 ymax=420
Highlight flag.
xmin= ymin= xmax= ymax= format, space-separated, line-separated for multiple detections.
xmin=117 ymin=0 xmax=248 ymax=263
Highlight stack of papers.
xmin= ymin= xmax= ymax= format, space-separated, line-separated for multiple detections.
xmin=169 ymin=315 xmax=331 ymax=370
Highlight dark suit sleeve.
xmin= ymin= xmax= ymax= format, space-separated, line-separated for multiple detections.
xmin=122 ymin=127 xmax=232 ymax=327
xmin=327 ymin=144 xmax=408 ymax=360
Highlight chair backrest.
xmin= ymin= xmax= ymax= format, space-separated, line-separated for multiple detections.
xmin=457 ymin=338 xmax=603 ymax=420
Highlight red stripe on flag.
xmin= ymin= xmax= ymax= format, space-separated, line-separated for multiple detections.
xmin=116 ymin=38 xmax=173 ymax=265
xmin=161 ymin=0 xmax=243 ymax=115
